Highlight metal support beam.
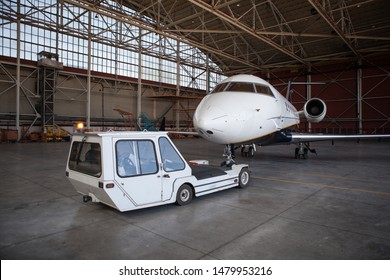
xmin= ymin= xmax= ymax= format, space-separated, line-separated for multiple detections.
xmin=176 ymin=41 xmax=180 ymax=130
xmin=206 ymin=53 xmax=210 ymax=93
xmin=137 ymin=28 xmax=142 ymax=122
xmin=63 ymin=0 xmax=262 ymax=71
xmin=357 ymin=59 xmax=363 ymax=134
xmin=308 ymin=0 xmax=360 ymax=58
xmin=16 ymin=1 xmax=21 ymax=141
xmin=188 ymin=0 xmax=307 ymax=65
xmin=307 ymin=64 xmax=312 ymax=132
xmin=86 ymin=10 xmax=92 ymax=129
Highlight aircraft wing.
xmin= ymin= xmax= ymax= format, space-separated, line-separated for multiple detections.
xmin=166 ymin=131 xmax=199 ymax=136
xmin=289 ymin=132 xmax=390 ymax=144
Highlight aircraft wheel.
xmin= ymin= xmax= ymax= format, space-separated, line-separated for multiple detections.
xmin=248 ymin=146 xmax=255 ymax=157
xmin=176 ymin=184 xmax=193 ymax=206
xmin=238 ymin=168 xmax=250 ymax=188
xmin=303 ymin=148 xmax=308 ymax=159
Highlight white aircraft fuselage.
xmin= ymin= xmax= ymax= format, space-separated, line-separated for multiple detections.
xmin=190 ymin=74 xmax=390 ymax=162
xmin=193 ymin=74 xmax=300 ymax=145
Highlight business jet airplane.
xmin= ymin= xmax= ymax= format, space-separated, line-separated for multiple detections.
xmin=189 ymin=74 xmax=390 ymax=166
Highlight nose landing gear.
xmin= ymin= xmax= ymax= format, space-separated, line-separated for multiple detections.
xmin=221 ymin=144 xmax=236 ymax=167
xmin=221 ymin=143 xmax=258 ymax=166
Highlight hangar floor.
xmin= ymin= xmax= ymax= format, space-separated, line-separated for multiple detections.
xmin=0 ymin=137 xmax=390 ymax=260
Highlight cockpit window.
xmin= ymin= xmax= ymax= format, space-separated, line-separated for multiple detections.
xmin=255 ymin=84 xmax=274 ymax=97
xmin=225 ymin=82 xmax=256 ymax=93
xmin=210 ymin=81 xmax=275 ymax=98
xmin=210 ymin=83 xmax=228 ymax=94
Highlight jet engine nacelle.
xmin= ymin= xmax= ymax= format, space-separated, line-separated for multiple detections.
xmin=303 ymin=98 xmax=327 ymax=123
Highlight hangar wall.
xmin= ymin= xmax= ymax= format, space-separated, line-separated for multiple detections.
xmin=2 ymin=55 xmax=390 ymax=140
xmin=0 ymin=58 xmax=200 ymax=135
xmin=266 ymin=56 xmax=390 ymax=134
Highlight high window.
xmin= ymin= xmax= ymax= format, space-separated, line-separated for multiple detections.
xmin=0 ymin=0 xmax=226 ymax=90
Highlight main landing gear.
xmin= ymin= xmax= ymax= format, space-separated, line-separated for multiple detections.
xmin=241 ymin=144 xmax=256 ymax=158
xmin=221 ymin=142 xmax=317 ymax=162
xmin=295 ymin=142 xmax=317 ymax=159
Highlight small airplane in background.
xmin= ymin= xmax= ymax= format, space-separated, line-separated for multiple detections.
xmin=191 ymin=74 xmax=390 ymax=166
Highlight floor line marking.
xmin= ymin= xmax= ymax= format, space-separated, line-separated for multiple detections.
xmin=261 ymin=168 xmax=390 ymax=185
xmin=252 ymin=176 xmax=390 ymax=197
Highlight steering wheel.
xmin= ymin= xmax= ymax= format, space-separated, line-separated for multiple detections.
xmin=121 ymin=156 xmax=136 ymax=175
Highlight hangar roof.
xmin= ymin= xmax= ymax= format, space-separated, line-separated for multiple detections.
xmin=122 ymin=0 xmax=390 ymax=74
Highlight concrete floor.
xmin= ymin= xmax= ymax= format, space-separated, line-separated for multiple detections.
xmin=0 ymin=137 xmax=390 ymax=260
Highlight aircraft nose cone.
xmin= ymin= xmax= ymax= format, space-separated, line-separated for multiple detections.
xmin=193 ymin=93 xmax=253 ymax=144
xmin=196 ymin=119 xmax=219 ymax=135
xmin=194 ymin=102 xmax=228 ymax=141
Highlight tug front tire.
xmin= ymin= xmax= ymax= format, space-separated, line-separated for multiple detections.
xmin=238 ymin=168 xmax=250 ymax=188
xmin=176 ymin=184 xmax=193 ymax=206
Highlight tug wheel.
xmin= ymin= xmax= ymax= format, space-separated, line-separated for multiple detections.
xmin=176 ymin=184 xmax=193 ymax=206
xmin=238 ymin=168 xmax=250 ymax=188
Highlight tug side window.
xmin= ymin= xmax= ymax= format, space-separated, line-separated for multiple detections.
xmin=159 ymin=137 xmax=185 ymax=172
xmin=116 ymin=140 xmax=158 ymax=177
xmin=68 ymin=141 xmax=102 ymax=177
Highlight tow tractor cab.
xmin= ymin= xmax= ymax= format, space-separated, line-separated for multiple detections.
xmin=66 ymin=131 xmax=250 ymax=212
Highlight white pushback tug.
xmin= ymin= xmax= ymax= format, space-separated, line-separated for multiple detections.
xmin=66 ymin=131 xmax=250 ymax=212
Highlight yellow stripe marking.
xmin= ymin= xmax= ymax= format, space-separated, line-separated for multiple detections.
xmin=306 ymin=173 xmax=390 ymax=186
xmin=252 ymin=176 xmax=390 ymax=197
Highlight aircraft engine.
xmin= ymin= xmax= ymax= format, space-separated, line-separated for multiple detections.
xmin=303 ymin=98 xmax=327 ymax=123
